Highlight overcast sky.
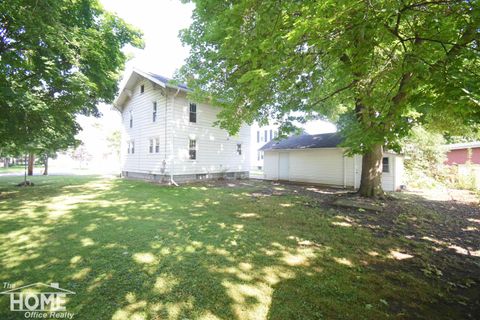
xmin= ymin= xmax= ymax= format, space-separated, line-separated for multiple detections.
xmin=79 ymin=0 xmax=335 ymax=152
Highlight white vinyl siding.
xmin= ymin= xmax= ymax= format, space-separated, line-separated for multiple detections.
xmin=121 ymin=80 xmax=169 ymax=174
xmin=263 ymin=152 xmax=279 ymax=180
xmin=288 ymin=149 xmax=345 ymax=185
xmin=170 ymin=93 xmax=250 ymax=175
xmin=263 ymin=149 xmax=402 ymax=191
xmin=250 ymin=123 xmax=280 ymax=169
xmin=120 ymin=82 xmax=250 ymax=176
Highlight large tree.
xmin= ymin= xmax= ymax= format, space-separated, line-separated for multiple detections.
xmin=179 ymin=0 xmax=480 ymax=197
xmin=0 ymin=0 xmax=143 ymax=155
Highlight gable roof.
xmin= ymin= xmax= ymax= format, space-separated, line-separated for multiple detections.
xmin=260 ymin=132 xmax=342 ymax=151
xmin=114 ymin=69 xmax=189 ymax=109
xmin=445 ymin=141 xmax=480 ymax=150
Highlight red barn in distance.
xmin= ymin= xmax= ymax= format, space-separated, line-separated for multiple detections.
xmin=445 ymin=142 xmax=480 ymax=165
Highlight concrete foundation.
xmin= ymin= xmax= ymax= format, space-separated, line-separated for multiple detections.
xmin=122 ymin=171 xmax=249 ymax=184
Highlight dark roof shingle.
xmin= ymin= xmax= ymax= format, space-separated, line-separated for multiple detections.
xmin=260 ymin=132 xmax=342 ymax=151
xmin=147 ymin=72 xmax=189 ymax=91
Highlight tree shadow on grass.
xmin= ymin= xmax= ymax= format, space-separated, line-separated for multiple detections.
xmin=0 ymin=176 xmax=478 ymax=319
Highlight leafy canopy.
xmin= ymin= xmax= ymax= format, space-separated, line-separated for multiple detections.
xmin=0 ymin=0 xmax=143 ymax=152
xmin=179 ymin=0 xmax=479 ymax=154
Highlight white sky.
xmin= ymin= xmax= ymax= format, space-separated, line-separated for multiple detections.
xmin=102 ymin=0 xmax=194 ymax=78
xmin=78 ymin=0 xmax=335 ymax=156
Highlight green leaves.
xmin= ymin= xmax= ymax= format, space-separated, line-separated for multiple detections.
xmin=180 ymin=0 xmax=480 ymax=153
xmin=0 ymin=0 xmax=143 ymax=154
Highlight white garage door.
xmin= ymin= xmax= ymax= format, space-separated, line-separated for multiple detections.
xmin=288 ymin=149 xmax=345 ymax=185
xmin=278 ymin=152 xmax=289 ymax=180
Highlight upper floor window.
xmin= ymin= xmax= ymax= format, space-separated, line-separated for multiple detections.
xmin=382 ymin=157 xmax=390 ymax=173
xmin=274 ymin=130 xmax=278 ymax=138
xmin=257 ymin=131 xmax=260 ymax=143
xmin=155 ymin=138 xmax=160 ymax=153
xmin=270 ymin=129 xmax=273 ymax=141
xmin=129 ymin=110 xmax=133 ymax=128
xmin=237 ymin=144 xmax=242 ymax=155
xmin=189 ymin=139 xmax=196 ymax=160
xmin=131 ymin=141 xmax=135 ymax=154
xmin=189 ymin=103 xmax=197 ymax=123
xmin=264 ymin=130 xmax=268 ymax=142
xmin=153 ymin=102 xmax=157 ymax=122
xmin=140 ymin=84 xmax=145 ymax=94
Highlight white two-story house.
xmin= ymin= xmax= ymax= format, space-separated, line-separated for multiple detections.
xmin=114 ymin=69 xmax=250 ymax=183
xmin=250 ymin=122 xmax=279 ymax=170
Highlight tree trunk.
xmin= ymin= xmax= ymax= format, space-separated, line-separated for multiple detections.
xmin=27 ymin=153 xmax=34 ymax=176
xmin=43 ymin=155 xmax=48 ymax=175
xmin=3 ymin=158 xmax=9 ymax=168
xmin=358 ymin=144 xmax=384 ymax=198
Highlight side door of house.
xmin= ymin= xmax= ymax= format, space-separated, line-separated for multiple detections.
xmin=278 ymin=152 xmax=289 ymax=180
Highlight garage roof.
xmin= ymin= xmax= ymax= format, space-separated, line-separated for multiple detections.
xmin=260 ymin=132 xmax=342 ymax=151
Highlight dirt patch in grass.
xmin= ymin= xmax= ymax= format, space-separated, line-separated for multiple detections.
xmin=199 ymin=179 xmax=480 ymax=318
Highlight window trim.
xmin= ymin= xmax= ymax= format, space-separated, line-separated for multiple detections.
xmin=155 ymin=138 xmax=160 ymax=153
xmin=149 ymin=139 xmax=154 ymax=153
xmin=152 ymin=102 xmax=157 ymax=122
xmin=189 ymin=139 xmax=197 ymax=160
xmin=382 ymin=157 xmax=390 ymax=173
xmin=189 ymin=102 xmax=197 ymax=123
xmin=127 ymin=140 xmax=135 ymax=154
xmin=236 ymin=143 xmax=242 ymax=155
xmin=140 ymin=84 xmax=145 ymax=94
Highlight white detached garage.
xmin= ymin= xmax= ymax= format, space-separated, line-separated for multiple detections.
xmin=260 ymin=133 xmax=404 ymax=192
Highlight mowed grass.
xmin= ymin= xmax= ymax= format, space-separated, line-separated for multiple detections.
xmin=0 ymin=176 xmax=467 ymax=319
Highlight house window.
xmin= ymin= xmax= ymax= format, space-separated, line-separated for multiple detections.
xmin=140 ymin=84 xmax=145 ymax=94
xmin=270 ymin=129 xmax=273 ymax=140
xmin=274 ymin=130 xmax=278 ymax=138
xmin=189 ymin=139 xmax=196 ymax=160
xmin=149 ymin=139 xmax=154 ymax=153
xmin=155 ymin=138 xmax=160 ymax=153
xmin=237 ymin=144 xmax=242 ymax=155
xmin=131 ymin=141 xmax=135 ymax=154
xmin=129 ymin=110 xmax=133 ymax=128
xmin=153 ymin=102 xmax=157 ymax=122
xmin=382 ymin=157 xmax=390 ymax=173
xmin=261 ymin=151 xmax=264 ymax=159
xmin=189 ymin=103 xmax=197 ymax=123
xmin=127 ymin=142 xmax=130 ymax=154
xmin=264 ymin=130 xmax=268 ymax=142
xmin=257 ymin=131 xmax=260 ymax=143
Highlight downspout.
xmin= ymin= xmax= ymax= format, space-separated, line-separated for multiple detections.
xmin=392 ymin=155 xmax=396 ymax=191
xmin=163 ymin=87 xmax=168 ymax=177
xmin=170 ymin=87 xmax=181 ymax=186
xmin=353 ymin=155 xmax=357 ymax=189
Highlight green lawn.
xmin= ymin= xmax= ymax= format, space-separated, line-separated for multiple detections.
xmin=0 ymin=176 xmax=476 ymax=319
xmin=0 ymin=165 xmax=32 ymax=174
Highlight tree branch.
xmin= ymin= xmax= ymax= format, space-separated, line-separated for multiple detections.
xmin=311 ymin=81 xmax=356 ymax=107
xmin=400 ymin=0 xmax=464 ymax=12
